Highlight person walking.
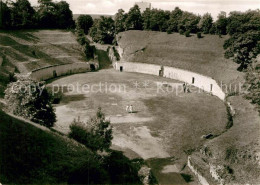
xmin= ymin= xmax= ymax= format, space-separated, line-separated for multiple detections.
xmin=126 ymin=105 xmax=129 ymax=113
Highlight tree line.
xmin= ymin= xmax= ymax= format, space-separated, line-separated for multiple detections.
xmin=0 ymin=0 xmax=74 ymax=29
xmin=87 ymin=5 xmax=259 ymax=70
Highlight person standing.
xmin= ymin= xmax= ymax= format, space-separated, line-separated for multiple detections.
xmin=129 ymin=105 xmax=133 ymax=113
xmin=183 ymin=83 xmax=186 ymax=93
xmin=126 ymin=105 xmax=129 ymax=113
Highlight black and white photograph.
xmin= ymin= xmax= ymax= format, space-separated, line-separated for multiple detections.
xmin=0 ymin=0 xmax=259 ymax=184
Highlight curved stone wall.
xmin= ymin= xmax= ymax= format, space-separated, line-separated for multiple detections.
xmin=30 ymin=62 xmax=98 ymax=81
xmin=114 ymin=62 xmax=226 ymax=100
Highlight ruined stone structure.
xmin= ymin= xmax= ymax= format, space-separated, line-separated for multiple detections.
xmin=29 ymin=62 xmax=98 ymax=81
xmin=114 ymin=62 xmax=226 ymax=100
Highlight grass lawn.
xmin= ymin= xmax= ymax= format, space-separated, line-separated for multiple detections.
xmin=117 ymin=30 xmax=244 ymax=89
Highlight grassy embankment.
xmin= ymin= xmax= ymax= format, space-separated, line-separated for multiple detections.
xmin=0 ymin=109 xmax=97 ymax=184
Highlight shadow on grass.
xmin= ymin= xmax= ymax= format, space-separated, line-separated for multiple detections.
xmin=181 ymin=173 xmax=193 ymax=182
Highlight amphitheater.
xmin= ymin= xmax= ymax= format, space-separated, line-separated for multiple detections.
xmin=1 ymin=30 xmax=259 ymax=184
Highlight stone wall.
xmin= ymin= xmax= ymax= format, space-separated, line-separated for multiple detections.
xmin=114 ymin=62 xmax=226 ymax=100
xmin=30 ymin=62 xmax=98 ymax=81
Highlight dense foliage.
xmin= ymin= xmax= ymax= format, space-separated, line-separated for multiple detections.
xmin=69 ymin=107 xmax=113 ymax=152
xmin=4 ymin=75 xmax=56 ymax=127
xmin=89 ymin=16 xmax=115 ymax=44
xmin=223 ymin=10 xmax=260 ymax=70
xmin=75 ymin=28 xmax=96 ymax=60
xmin=0 ymin=0 xmax=74 ymax=29
xmin=76 ymin=15 xmax=93 ymax=34
xmin=244 ymin=58 xmax=260 ymax=112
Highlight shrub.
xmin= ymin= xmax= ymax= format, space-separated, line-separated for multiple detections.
xmin=103 ymin=151 xmax=142 ymax=184
xmin=179 ymin=29 xmax=184 ymax=35
xmin=84 ymin=43 xmax=96 ymax=60
xmin=77 ymin=35 xmax=87 ymax=45
xmin=4 ymin=75 xmax=56 ymax=127
xmin=167 ymin=29 xmax=173 ymax=34
xmin=197 ymin=32 xmax=202 ymax=38
xmin=185 ymin=30 xmax=190 ymax=37
xmin=69 ymin=107 xmax=113 ymax=152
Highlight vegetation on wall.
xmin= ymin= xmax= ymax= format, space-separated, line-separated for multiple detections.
xmin=75 ymin=29 xmax=96 ymax=60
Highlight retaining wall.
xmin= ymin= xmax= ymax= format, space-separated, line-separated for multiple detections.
xmin=30 ymin=62 xmax=98 ymax=81
xmin=115 ymin=62 xmax=226 ymax=100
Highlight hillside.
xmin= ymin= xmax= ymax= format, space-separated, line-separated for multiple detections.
xmin=0 ymin=109 xmax=98 ymax=184
xmin=0 ymin=29 xmax=92 ymax=97
xmin=0 ymin=30 xmax=89 ymax=73
xmin=117 ymin=30 xmax=244 ymax=90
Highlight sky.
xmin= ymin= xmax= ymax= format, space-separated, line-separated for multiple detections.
xmin=29 ymin=0 xmax=260 ymax=19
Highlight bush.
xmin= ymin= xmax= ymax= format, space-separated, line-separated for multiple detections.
xmin=185 ymin=30 xmax=190 ymax=37
xmin=179 ymin=29 xmax=184 ymax=35
xmin=103 ymin=151 xmax=142 ymax=184
xmin=69 ymin=107 xmax=113 ymax=152
xmin=4 ymin=75 xmax=56 ymax=127
xmin=167 ymin=29 xmax=173 ymax=34
xmin=84 ymin=43 xmax=96 ymax=60
xmin=77 ymin=35 xmax=87 ymax=45
xmin=197 ymin=32 xmax=202 ymax=38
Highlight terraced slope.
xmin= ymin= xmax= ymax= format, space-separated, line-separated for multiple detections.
xmin=0 ymin=30 xmax=87 ymax=73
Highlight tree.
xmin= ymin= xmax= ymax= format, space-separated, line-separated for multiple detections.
xmin=69 ymin=107 xmax=113 ymax=152
xmin=56 ymin=1 xmax=75 ymax=29
xmin=4 ymin=75 xmax=56 ymax=127
xmin=0 ymin=1 xmax=11 ymax=28
xmin=216 ymin=11 xmax=228 ymax=35
xmin=89 ymin=16 xmax=115 ymax=44
xmin=125 ymin=5 xmax=143 ymax=30
xmin=167 ymin=7 xmax=183 ymax=33
xmin=37 ymin=0 xmax=57 ymax=28
xmin=198 ymin=13 xmax=213 ymax=34
xmin=224 ymin=10 xmax=260 ymax=70
xmin=9 ymin=0 xmax=36 ymax=28
xmin=77 ymin=15 xmax=93 ymax=34
xmin=178 ymin=11 xmax=200 ymax=33
xmin=148 ymin=9 xmax=170 ymax=32
xmin=114 ymin=9 xmax=127 ymax=33
xmin=224 ymin=31 xmax=260 ymax=70
xmin=227 ymin=10 xmax=260 ymax=35
xmin=142 ymin=8 xmax=151 ymax=30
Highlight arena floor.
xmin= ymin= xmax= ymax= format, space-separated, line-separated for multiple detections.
xmin=49 ymin=69 xmax=228 ymax=184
